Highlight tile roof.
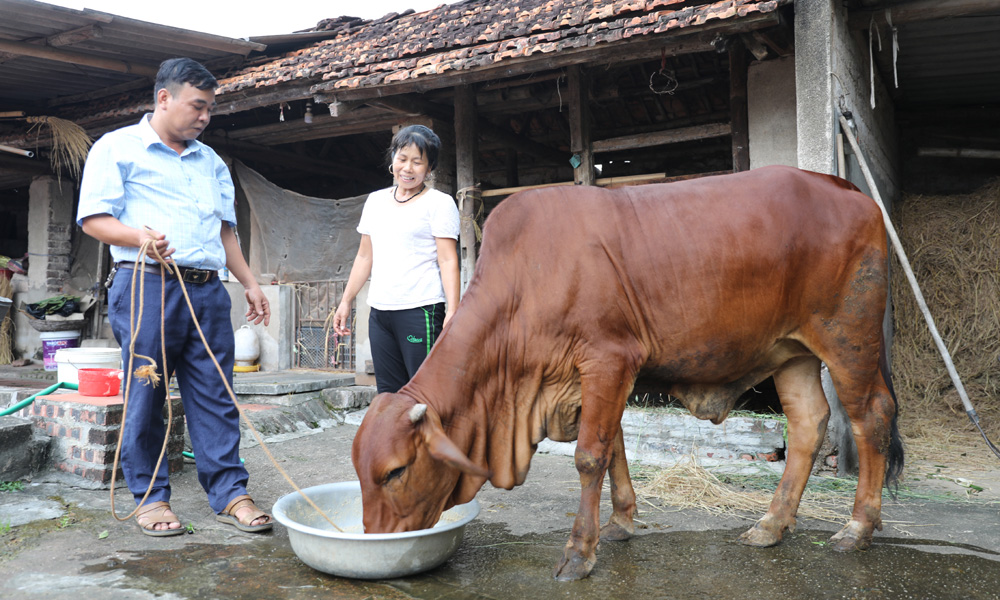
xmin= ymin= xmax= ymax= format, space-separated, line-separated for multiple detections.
xmin=219 ymin=0 xmax=787 ymax=96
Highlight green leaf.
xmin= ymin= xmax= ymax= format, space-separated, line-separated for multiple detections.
xmin=98 ymin=530 xmax=109 ymax=539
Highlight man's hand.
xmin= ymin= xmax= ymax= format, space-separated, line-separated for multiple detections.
xmin=245 ymin=285 xmax=270 ymax=326
xmin=140 ymin=226 xmax=174 ymax=262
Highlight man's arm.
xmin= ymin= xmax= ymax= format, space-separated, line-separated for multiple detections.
xmin=221 ymin=223 xmax=269 ymax=326
xmin=80 ymin=215 xmax=173 ymax=261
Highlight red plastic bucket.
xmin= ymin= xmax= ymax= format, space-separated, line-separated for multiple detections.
xmin=77 ymin=368 xmax=123 ymax=397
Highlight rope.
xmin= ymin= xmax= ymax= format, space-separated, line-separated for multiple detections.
xmin=109 ymin=239 xmax=344 ymax=531
xmin=838 ymin=114 xmax=1000 ymax=461
xmin=457 ymin=185 xmax=483 ymax=243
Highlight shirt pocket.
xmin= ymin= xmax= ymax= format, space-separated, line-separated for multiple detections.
xmin=190 ymin=174 xmax=223 ymax=219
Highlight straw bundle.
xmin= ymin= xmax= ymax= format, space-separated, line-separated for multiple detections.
xmin=26 ymin=116 xmax=92 ymax=185
xmin=890 ymin=179 xmax=1000 ymax=463
xmin=0 ymin=275 xmax=12 ymax=365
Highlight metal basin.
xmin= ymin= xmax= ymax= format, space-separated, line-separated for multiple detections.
xmin=0 ymin=297 xmax=10 ymax=322
xmin=272 ymin=481 xmax=479 ymax=579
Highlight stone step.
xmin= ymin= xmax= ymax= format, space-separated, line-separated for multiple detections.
xmin=231 ymin=385 xmax=377 ymax=448
xmin=0 ymin=416 xmax=50 ymax=481
xmin=233 ymin=370 xmax=354 ymax=396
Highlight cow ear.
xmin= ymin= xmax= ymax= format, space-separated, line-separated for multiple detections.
xmin=424 ymin=427 xmax=490 ymax=479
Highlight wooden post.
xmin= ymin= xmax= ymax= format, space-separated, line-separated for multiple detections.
xmin=454 ymin=85 xmax=479 ymax=294
xmin=729 ymin=37 xmax=750 ymax=172
xmin=568 ymin=65 xmax=594 ymax=186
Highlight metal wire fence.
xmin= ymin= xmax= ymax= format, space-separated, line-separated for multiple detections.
xmin=293 ymin=280 xmax=354 ymax=371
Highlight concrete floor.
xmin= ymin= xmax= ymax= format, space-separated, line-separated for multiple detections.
xmin=3 ymin=411 xmax=1000 ymax=599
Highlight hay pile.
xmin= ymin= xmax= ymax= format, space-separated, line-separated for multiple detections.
xmin=0 ymin=274 xmax=12 ymax=364
xmin=634 ymin=457 xmax=849 ymax=522
xmin=890 ymin=179 xmax=1000 ymax=465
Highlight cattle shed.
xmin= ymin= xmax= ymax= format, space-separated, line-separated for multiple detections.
xmin=0 ymin=0 xmax=997 ymax=437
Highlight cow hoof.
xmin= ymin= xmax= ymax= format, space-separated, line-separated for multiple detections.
xmin=829 ymin=521 xmax=873 ymax=552
xmin=599 ymin=520 xmax=634 ymax=542
xmin=738 ymin=520 xmax=785 ymax=548
xmin=553 ymin=551 xmax=596 ymax=581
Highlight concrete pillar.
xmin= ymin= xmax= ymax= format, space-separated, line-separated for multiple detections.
xmin=14 ymin=176 xmax=76 ymax=359
xmin=748 ymin=56 xmax=798 ymax=169
xmin=794 ymin=0 xmax=837 ymax=175
xmin=27 ymin=176 xmax=75 ymax=293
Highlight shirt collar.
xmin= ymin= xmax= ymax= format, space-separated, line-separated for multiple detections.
xmin=137 ymin=113 xmax=207 ymax=157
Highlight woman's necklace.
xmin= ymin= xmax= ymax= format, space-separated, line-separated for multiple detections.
xmin=394 ymin=184 xmax=426 ymax=203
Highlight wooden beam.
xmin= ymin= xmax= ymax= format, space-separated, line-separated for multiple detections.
xmin=481 ymin=170 xmax=730 ymax=197
xmin=215 ymin=82 xmax=317 ymax=116
xmin=454 ymin=85 xmax=479 ymax=294
xmin=374 ymin=95 xmax=567 ymax=165
xmin=221 ymin=106 xmax=402 ymax=144
xmin=740 ymin=32 xmax=770 ymax=61
xmin=729 ymin=38 xmax=750 ymax=172
xmin=849 ymin=0 xmax=999 ymax=28
xmin=917 ymin=148 xmax=1000 ymax=160
xmin=0 ymin=24 xmax=103 ymax=64
xmin=204 ymin=135 xmax=386 ymax=187
xmin=0 ymin=37 xmax=158 ymax=78
xmin=568 ymin=65 xmax=594 ymax=186
xmin=592 ymin=123 xmax=731 ymax=153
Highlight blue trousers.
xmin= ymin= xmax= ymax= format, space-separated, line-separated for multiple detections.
xmin=369 ymin=303 xmax=445 ymax=393
xmin=108 ymin=268 xmax=248 ymax=513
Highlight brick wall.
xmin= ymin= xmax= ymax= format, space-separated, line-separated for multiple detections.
xmin=19 ymin=392 xmax=185 ymax=487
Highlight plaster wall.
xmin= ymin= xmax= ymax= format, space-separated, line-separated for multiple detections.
xmin=748 ymin=56 xmax=797 ymax=169
xmin=224 ymin=282 xmax=293 ymax=371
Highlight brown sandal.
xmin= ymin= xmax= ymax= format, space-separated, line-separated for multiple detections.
xmin=216 ymin=494 xmax=273 ymax=533
xmin=136 ymin=501 xmax=184 ymax=537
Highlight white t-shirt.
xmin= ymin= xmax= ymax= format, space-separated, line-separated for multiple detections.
xmin=357 ymin=186 xmax=460 ymax=310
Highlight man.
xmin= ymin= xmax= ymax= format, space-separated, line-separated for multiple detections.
xmin=78 ymin=57 xmax=271 ymax=536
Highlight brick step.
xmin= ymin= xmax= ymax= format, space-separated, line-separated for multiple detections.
xmin=13 ymin=391 xmax=185 ymax=488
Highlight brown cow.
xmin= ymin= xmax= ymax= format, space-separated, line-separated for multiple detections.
xmin=351 ymin=165 xmax=903 ymax=581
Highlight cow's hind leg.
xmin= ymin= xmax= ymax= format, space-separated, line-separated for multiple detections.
xmin=739 ymin=356 xmax=828 ymax=547
xmin=600 ymin=425 xmax=636 ymax=541
xmin=825 ymin=361 xmax=900 ymax=551
xmin=554 ymin=364 xmax=634 ymax=581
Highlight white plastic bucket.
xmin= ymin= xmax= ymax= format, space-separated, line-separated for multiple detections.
xmin=40 ymin=330 xmax=81 ymax=371
xmin=54 ymin=347 xmax=122 ymax=384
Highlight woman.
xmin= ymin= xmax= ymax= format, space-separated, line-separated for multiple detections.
xmin=333 ymin=125 xmax=460 ymax=393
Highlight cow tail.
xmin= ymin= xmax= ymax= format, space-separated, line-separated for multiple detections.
xmin=879 ymin=331 xmax=905 ymax=498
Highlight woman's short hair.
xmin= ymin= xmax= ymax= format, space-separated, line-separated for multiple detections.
xmin=387 ymin=125 xmax=441 ymax=171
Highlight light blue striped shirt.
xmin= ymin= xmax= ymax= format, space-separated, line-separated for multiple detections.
xmin=77 ymin=114 xmax=235 ymax=270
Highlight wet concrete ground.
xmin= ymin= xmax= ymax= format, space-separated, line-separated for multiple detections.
xmin=4 ymin=419 xmax=1000 ymax=600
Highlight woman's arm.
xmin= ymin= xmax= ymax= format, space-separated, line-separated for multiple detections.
xmin=436 ymin=236 xmax=460 ymax=327
xmin=333 ymin=235 xmax=374 ymax=335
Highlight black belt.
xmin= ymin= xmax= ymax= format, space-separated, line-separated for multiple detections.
xmin=116 ymin=261 xmax=218 ymax=284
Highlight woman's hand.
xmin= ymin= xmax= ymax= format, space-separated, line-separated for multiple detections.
xmin=333 ymin=300 xmax=352 ymax=336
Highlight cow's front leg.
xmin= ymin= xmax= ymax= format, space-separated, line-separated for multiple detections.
xmin=600 ymin=424 xmax=635 ymax=542
xmin=740 ymin=357 xmax=828 ymax=547
xmin=554 ymin=446 xmax=606 ymax=580
xmin=554 ymin=365 xmax=634 ymax=581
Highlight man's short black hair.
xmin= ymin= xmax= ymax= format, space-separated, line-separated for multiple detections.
xmin=386 ymin=125 xmax=441 ymax=171
xmin=154 ymin=58 xmax=218 ymax=100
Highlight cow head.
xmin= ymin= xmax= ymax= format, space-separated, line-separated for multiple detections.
xmin=352 ymin=392 xmax=489 ymax=533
